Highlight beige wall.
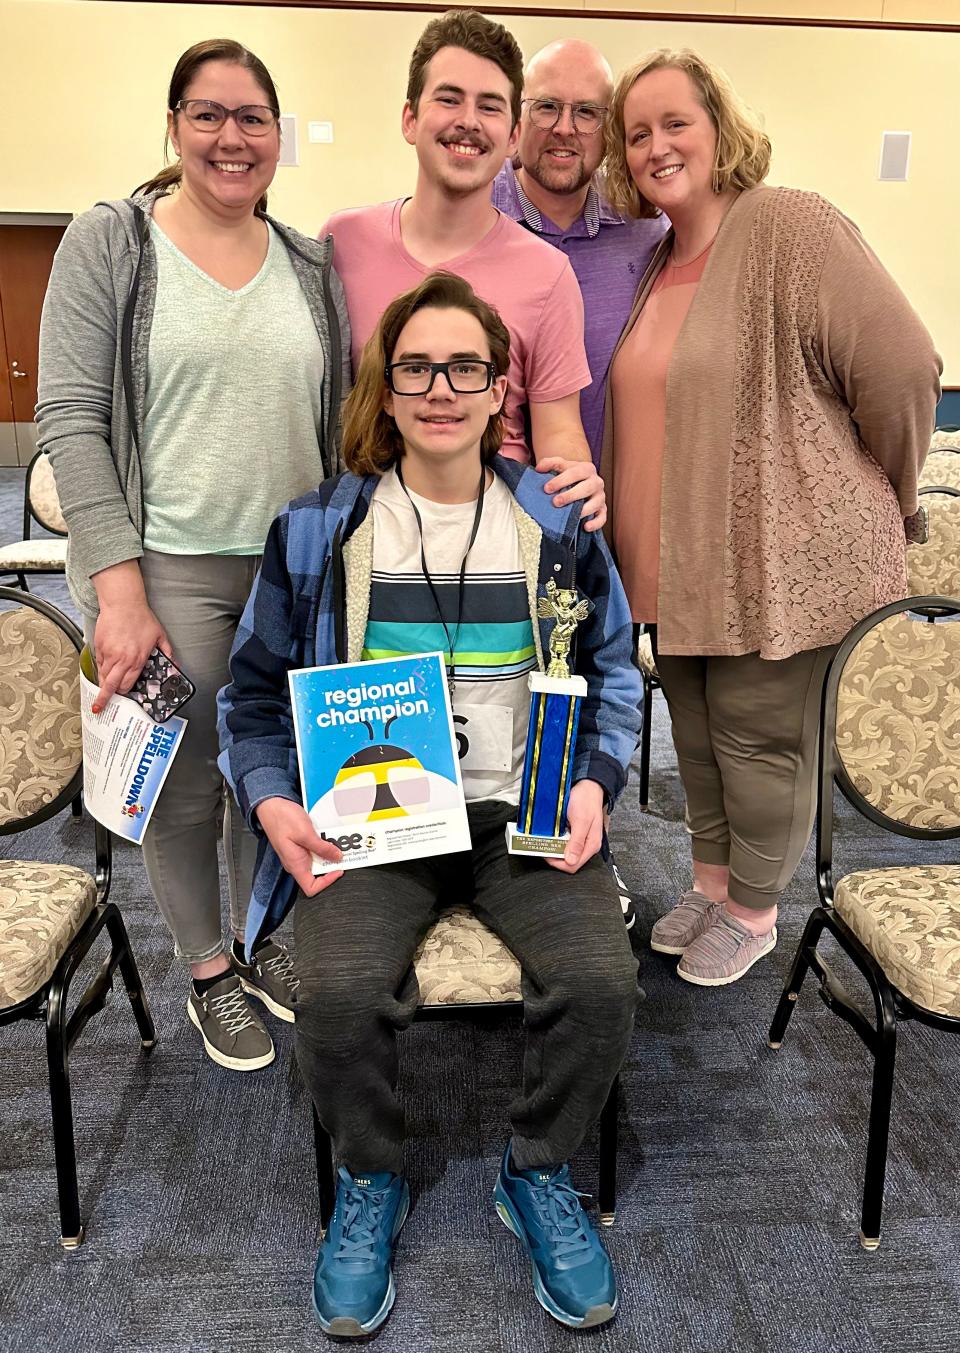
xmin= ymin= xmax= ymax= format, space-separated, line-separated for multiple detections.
xmin=1 ymin=1 xmax=957 ymax=378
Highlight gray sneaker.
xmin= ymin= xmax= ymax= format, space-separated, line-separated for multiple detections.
xmin=187 ymin=972 xmax=275 ymax=1071
xmin=650 ymin=891 xmax=721 ymax=955
xmin=677 ymin=912 xmax=777 ymax=986
xmin=232 ymin=938 xmax=299 ymax=1023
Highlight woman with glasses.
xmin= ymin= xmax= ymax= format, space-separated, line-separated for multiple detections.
xmin=600 ymin=49 xmax=940 ymax=987
xmin=37 ymin=38 xmax=351 ymax=1071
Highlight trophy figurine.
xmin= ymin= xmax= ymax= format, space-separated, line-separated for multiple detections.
xmin=506 ymin=580 xmax=593 ymax=857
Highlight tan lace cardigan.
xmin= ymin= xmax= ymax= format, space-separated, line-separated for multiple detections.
xmin=601 ymin=185 xmax=942 ymax=660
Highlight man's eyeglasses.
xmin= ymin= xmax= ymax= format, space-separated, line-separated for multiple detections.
xmin=386 ymin=360 xmax=497 ymax=396
xmin=175 ymin=99 xmax=279 ymax=136
xmin=521 ymin=99 xmax=608 ymax=135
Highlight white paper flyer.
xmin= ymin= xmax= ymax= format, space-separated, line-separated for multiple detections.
xmin=79 ymin=652 xmax=186 ymax=845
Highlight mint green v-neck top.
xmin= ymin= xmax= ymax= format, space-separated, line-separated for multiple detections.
xmin=142 ymin=220 xmax=324 ymax=555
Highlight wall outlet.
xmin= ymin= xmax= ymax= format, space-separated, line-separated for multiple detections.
xmin=309 ymin=121 xmax=334 ymax=144
xmin=878 ymin=131 xmax=911 ymax=181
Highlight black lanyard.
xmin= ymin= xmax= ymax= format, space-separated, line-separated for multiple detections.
xmin=396 ymin=462 xmax=486 ymax=694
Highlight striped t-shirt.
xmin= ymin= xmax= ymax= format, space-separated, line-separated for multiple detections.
xmin=363 ymin=467 xmax=535 ymax=804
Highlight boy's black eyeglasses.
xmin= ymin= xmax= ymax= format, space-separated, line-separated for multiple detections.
xmin=385 ymin=360 xmax=497 ymax=396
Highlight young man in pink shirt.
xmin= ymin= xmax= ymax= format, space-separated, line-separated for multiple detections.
xmin=320 ymin=9 xmax=605 ymax=528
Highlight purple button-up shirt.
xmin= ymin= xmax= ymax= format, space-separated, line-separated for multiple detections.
xmin=492 ymin=162 xmax=669 ymax=467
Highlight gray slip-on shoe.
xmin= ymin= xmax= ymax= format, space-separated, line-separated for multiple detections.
xmin=677 ymin=913 xmax=777 ymax=986
xmin=650 ymin=891 xmax=722 ymax=955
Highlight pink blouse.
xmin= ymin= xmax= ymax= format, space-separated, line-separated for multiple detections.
xmin=611 ymin=241 xmax=714 ymax=623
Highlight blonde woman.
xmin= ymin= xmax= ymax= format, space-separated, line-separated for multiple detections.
xmin=601 ymin=49 xmax=941 ymax=986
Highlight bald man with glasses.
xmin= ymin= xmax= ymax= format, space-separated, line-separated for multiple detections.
xmin=493 ymin=40 xmax=669 ymax=469
xmin=494 ymin=40 xmax=668 ymax=931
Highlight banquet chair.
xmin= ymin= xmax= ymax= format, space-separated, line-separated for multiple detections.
xmin=919 ymin=446 xmax=960 ymax=493
xmin=0 ymin=450 xmax=68 ymax=590
xmin=0 ymin=586 xmax=155 ymax=1248
xmin=768 ymin=596 xmax=960 ymax=1250
xmin=906 ymin=487 xmax=960 ymax=608
xmin=929 ymin=427 xmax=960 ymax=452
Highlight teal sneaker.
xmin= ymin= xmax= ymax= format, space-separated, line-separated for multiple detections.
xmin=311 ymin=1166 xmax=409 ymax=1338
xmin=494 ymin=1146 xmax=618 ymax=1329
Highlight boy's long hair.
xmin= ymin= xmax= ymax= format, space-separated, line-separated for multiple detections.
xmin=341 ymin=273 xmax=511 ymax=476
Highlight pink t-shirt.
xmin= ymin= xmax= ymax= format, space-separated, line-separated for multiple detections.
xmin=322 ymin=200 xmax=591 ymax=462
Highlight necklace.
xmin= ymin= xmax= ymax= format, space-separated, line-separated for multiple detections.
xmin=667 ymin=232 xmax=718 ymax=271
xmin=668 ymin=191 xmax=741 ymax=269
xmin=396 ymin=462 xmax=486 ymax=696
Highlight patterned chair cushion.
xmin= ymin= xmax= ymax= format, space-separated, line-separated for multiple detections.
xmin=27 ymin=453 xmax=68 ymax=535
xmin=920 ymin=449 xmax=960 ymax=491
xmin=636 ymin=632 xmax=658 ymax=678
xmin=0 ymin=860 xmax=96 ymax=1007
xmin=930 ymin=431 xmax=960 ymax=455
xmin=835 ymin=612 xmax=960 ymax=830
xmin=0 ymin=606 xmax=82 ymax=827
xmin=414 ymin=905 xmax=521 ymax=1006
xmin=907 ymin=491 xmax=960 ymax=598
xmin=834 ymin=865 xmax=960 ymax=1017
xmin=0 ymin=538 xmax=68 ymax=571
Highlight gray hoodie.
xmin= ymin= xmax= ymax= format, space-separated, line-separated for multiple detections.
xmin=36 ymin=191 xmax=351 ymax=618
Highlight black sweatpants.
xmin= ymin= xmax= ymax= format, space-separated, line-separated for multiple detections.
xmin=294 ymin=799 xmax=639 ymax=1175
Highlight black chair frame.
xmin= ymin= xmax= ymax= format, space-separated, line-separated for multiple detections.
xmin=0 ymin=586 xmax=155 ymax=1247
xmin=768 ymin=594 xmax=960 ymax=1250
xmin=2 ymin=449 xmax=68 ymax=591
xmin=312 ymin=1001 xmax=620 ymax=1233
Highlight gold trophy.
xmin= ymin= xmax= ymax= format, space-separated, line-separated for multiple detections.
xmin=506 ymin=581 xmax=592 ymax=857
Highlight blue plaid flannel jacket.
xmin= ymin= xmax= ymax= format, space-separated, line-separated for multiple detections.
xmin=217 ymin=456 xmax=642 ymax=950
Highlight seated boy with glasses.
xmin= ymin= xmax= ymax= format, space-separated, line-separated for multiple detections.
xmin=218 ymin=274 xmax=642 ymax=1338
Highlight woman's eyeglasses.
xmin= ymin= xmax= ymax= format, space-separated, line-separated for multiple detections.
xmin=175 ymin=99 xmax=279 ymax=136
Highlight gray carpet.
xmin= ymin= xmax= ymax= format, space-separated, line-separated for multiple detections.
xmin=1 ymin=464 xmax=958 ymax=1353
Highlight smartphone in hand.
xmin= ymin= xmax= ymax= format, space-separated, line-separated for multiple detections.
xmin=126 ymin=647 xmax=196 ymax=722
xmin=904 ymin=506 xmax=929 ymax=545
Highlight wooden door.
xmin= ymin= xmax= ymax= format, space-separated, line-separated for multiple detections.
xmin=0 ymin=223 xmax=67 ymax=465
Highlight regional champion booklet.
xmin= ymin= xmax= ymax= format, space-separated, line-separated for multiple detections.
xmin=288 ymin=651 xmax=470 ymax=873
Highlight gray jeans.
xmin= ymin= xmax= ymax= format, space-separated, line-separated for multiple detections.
xmin=655 ymin=644 xmax=836 ymax=909
xmin=294 ymin=799 xmax=639 ymax=1176
xmin=85 ymin=551 xmax=260 ymax=965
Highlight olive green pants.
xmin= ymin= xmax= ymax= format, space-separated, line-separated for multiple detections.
xmin=655 ymin=644 xmax=836 ymax=909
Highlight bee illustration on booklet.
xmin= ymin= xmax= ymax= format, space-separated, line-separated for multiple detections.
xmin=330 ymin=717 xmax=433 ymax=823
